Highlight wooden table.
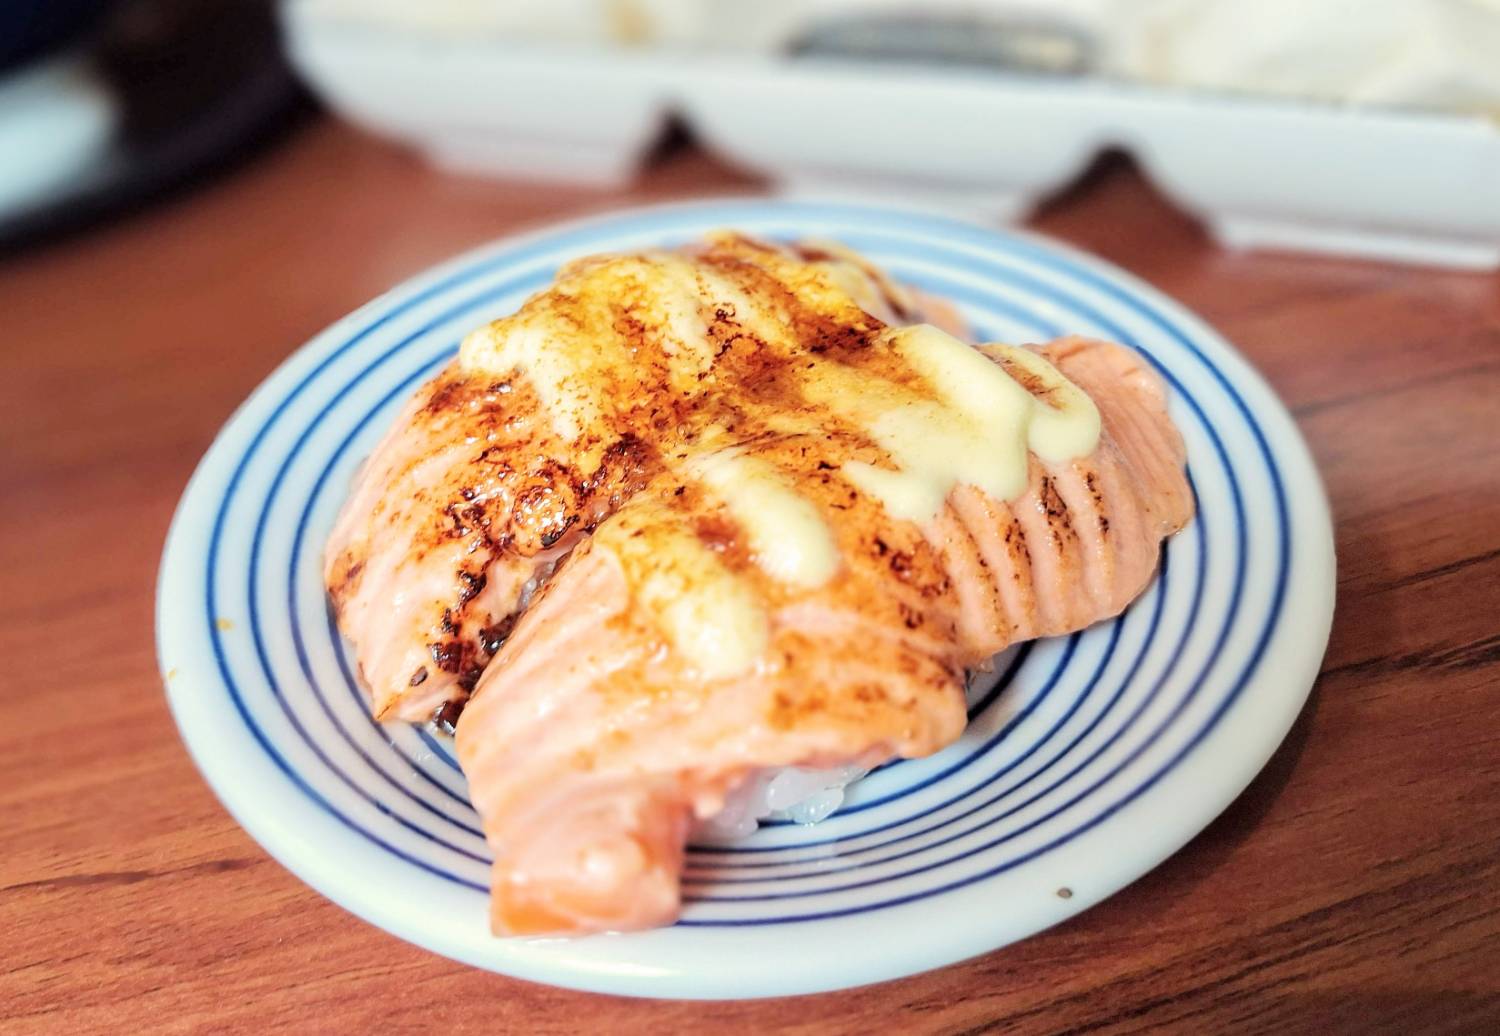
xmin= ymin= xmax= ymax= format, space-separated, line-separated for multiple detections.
xmin=4 ymin=120 xmax=1498 ymax=1034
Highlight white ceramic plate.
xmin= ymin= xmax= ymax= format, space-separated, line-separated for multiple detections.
xmin=157 ymin=201 xmax=1334 ymax=999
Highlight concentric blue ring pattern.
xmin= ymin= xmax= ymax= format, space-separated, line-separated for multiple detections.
xmin=201 ymin=204 xmax=1288 ymax=931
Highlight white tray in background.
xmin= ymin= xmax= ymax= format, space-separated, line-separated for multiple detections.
xmin=284 ymin=20 xmax=1500 ymax=270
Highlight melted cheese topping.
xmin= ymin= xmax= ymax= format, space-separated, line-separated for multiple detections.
xmin=456 ymin=237 xmax=1101 ymax=679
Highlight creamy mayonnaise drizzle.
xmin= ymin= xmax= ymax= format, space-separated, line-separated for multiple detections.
xmin=597 ymin=506 xmax=769 ymax=681
xmin=458 ymin=244 xmax=1101 ymax=679
xmin=460 ymin=254 xmax=714 ymax=444
xmin=690 ymin=449 xmax=841 ymax=588
xmin=833 ymin=325 xmax=1102 ymax=522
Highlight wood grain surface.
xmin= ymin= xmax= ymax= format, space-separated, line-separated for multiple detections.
xmin=3 ymin=121 xmax=1498 ymax=1035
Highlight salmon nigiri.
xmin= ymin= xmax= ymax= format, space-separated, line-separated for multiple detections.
xmin=326 ymin=234 xmax=1193 ymax=936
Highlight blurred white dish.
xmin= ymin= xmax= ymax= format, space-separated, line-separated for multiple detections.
xmin=282 ymin=3 xmax=1500 ymax=269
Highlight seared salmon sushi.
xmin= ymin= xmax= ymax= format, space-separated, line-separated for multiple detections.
xmin=325 ymin=234 xmax=1193 ymax=935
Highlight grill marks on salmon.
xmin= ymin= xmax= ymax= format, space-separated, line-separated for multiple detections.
xmin=324 ymin=234 xmax=1193 ymax=936
xmin=929 ymin=337 xmax=1192 ymax=658
xmin=324 ymin=369 xmax=656 ymax=722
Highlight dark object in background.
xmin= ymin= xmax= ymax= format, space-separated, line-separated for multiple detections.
xmin=0 ymin=0 xmax=113 ymax=73
xmin=0 ymin=0 xmax=309 ymax=255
